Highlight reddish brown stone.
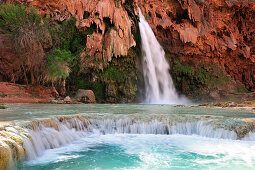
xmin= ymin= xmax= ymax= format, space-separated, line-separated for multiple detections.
xmin=139 ymin=0 xmax=255 ymax=91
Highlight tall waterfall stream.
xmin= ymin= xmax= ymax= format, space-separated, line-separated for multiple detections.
xmin=139 ymin=9 xmax=188 ymax=104
xmin=0 ymin=9 xmax=254 ymax=170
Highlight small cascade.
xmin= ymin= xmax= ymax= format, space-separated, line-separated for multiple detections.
xmin=1 ymin=114 xmax=255 ymax=169
xmin=23 ymin=117 xmax=91 ymax=160
xmin=92 ymin=119 xmax=237 ymax=139
xmin=138 ymin=8 xmax=188 ymax=104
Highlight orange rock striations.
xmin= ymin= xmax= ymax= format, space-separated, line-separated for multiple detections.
xmin=139 ymin=0 xmax=255 ymax=91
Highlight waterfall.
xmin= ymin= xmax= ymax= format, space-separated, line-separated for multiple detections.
xmin=1 ymin=114 xmax=255 ymax=168
xmin=139 ymin=9 xmax=188 ymax=104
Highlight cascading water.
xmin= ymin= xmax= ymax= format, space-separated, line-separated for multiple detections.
xmin=1 ymin=112 xmax=255 ymax=169
xmin=139 ymin=9 xmax=188 ymax=104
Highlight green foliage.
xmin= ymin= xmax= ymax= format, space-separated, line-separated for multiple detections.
xmin=234 ymin=84 xmax=250 ymax=93
xmin=168 ymin=55 xmax=237 ymax=95
xmin=47 ymin=17 xmax=87 ymax=90
xmin=46 ymin=49 xmax=73 ymax=82
xmin=114 ymin=0 xmax=120 ymax=8
xmin=0 ymin=3 xmax=41 ymax=35
xmin=175 ymin=60 xmax=193 ymax=76
xmin=99 ymin=66 xmax=125 ymax=81
xmin=73 ymin=78 xmax=105 ymax=100
xmin=0 ymin=104 xmax=6 ymax=109
xmin=0 ymin=3 xmax=49 ymax=84
xmin=144 ymin=13 xmax=150 ymax=20
xmin=102 ymin=45 xmax=107 ymax=50
xmin=47 ymin=49 xmax=74 ymax=63
xmin=92 ymin=82 xmax=106 ymax=100
xmin=195 ymin=68 xmax=211 ymax=84
xmin=0 ymin=92 xmax=7 ymax=98
xmin=49 ymin=17 xmax=85 ymax=54
xmin=83 ymin=11 xmax=90 ymax=19
xmin=84 ymin=26 xmax=95 ymax=35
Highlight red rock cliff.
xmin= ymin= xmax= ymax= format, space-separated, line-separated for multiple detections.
xmin=2 ymin=0 xmax=255 ymax=100
xmin=138 ymin=0 xmax=255 ymax=91
xmin=7 ymin=0 xmax=136 ymax=63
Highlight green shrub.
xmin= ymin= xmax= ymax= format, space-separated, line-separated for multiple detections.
xmin=47 ymin=17 xmax=87 ymax=91
xmin=45 ymin=49 xmax=74 ymax=83
xmin=0 ymin=3 xmax=50 ymax=84
xmin=99 ymin=66 xmax=125 ymax=81
xmin=0 ymin=4 xmax=41 ymax=35
xmin=0 ymin=104 xmax=6 ymax=109
xmin=49 ymin=17 xmax=85 ymax=54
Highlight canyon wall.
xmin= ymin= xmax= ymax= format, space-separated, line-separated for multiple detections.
xmin=1 ymin=0 xmax=255 ymax=102
xmin=1 ymin=0 xmax=140 ymax=103
xmin=8 ymin=0 xmax=137 ymax=63
xmin=138 ymin=0 xmax=255 ymax=101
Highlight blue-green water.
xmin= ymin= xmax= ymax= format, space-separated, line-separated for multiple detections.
xmin=1 ymin=104 xmax=254 ymax=121
xmin=19 ymin=134 xmax=255 ymax=170
xmin=1 ymin=104 xmax=255 ymax=169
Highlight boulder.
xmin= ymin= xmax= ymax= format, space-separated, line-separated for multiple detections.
xmin=228 ymin=102 xmax=237 ymax=107
xmin=64 ymin=96 xmax=72 ymax=103
xmin=75 ymin=89 xmax=96 ymax=103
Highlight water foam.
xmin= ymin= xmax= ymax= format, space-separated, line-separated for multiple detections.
xmin=23 ymin=134 xmax=255 ymax=169
xmin=139 ymin=8 xmax=189 ymax=104
xmin=1 ymin=113 xmax=254 ymax=168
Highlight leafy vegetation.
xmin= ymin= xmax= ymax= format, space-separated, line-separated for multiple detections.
xmin=0 ymin=3 xmax=139 ymax=102
xmin=48 ymin=16 xmax=85 ymax=53
xmin=45 ymin=49 xmax=73 ymax=85
xmin=0 ymin=3 xmax=50 ymax=84
xmin=114 ymin=0 xmax=120 ymax=8
xmin=234 ymin=84 xmax=250 ymax=93
xmin=0 ymin=104 xmax=6 ymax=109
xmin=0 ymin=3 xmax=87 ymax=95
xmin=99 ymin=66 xmax=126 ymax=81
xmin=167 ymin=54 xmax=244 ymax=101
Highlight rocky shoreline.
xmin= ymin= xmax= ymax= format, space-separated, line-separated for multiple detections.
xmin=1 ymin=82 xmax=255 ymax=106
xmin=0 ymin=82 xmax=96 ymax=105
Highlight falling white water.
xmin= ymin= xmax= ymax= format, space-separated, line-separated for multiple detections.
xmin=2 ymin=114 xmax=253 ymax=162
xmin=139 ymin=8 xmax=187 ymax=104
xmin=22 ymin=118 xmax=90 ymax=160
xmin=21 ymin=117 xmax=255 ymax=160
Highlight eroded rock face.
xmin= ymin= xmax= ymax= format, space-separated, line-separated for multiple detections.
xmin=4 ymin=0 xmax=255 ymax=102
xmin=138 ymin=0 xmax=255 ymax=91
xmin=12 ymin=0 xmax=136 ymax=62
